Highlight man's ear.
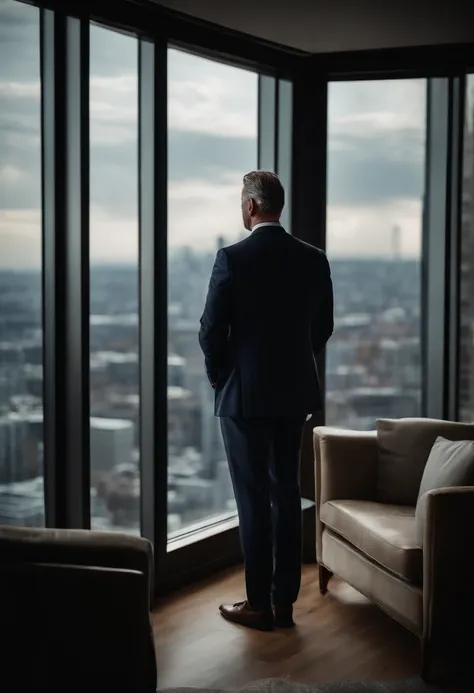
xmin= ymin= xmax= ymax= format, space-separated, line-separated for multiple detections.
xmin=249 ymin=198 xmax=256 ymax=215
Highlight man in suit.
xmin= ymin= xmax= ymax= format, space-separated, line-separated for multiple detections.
xmin=199 ymin=170 xmax=334 ymax=631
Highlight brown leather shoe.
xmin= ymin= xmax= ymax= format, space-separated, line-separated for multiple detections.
xmin=273 ymin=605 xmax=295 ymax=628
xmin=219 ymin=600 xmax=274 ymax=631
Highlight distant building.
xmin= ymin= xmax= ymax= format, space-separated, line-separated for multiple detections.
xmin=213 ymin=459 xmax=234 ymax=513
xmin=0 ymin=412 xmax=42 ymax=483
xmin=0 ymin=342 xmax=27 ymax=408
xmin=90 ymin=417 xmax=134 ymax=474
xmin=0 ymin=477 xmax=44 ymax=527
xmin=168 ymin=353 xmax=185 ymax=388
xmin=168 ymin=385 xmax=199 ymax=451
xmin=346 ymin=387 xmax=419 ymax=429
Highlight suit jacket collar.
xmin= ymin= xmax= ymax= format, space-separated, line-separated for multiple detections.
xmin=251 ymin=222 xmax=285 ymax=235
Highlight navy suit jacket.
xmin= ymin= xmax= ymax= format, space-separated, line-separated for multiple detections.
xmin=198 ymin=225 xmax=334 ymax=417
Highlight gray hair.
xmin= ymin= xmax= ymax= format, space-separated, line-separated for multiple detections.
xmin=242 ymin=170 xmax=285 ymax=215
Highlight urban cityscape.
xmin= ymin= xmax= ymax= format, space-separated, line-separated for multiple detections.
xmin=2 ymin=180 xmax=474 ymax=534
xmin=1 ymin=8 xmax=473 ymax=535
xmin=0 ymin=248 xmax=425 ymax=533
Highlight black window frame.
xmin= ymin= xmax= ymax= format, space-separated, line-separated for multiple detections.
xmin=11 ymin=0 xmax=471 ymax=596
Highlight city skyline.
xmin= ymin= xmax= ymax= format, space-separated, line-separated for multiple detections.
xmin=0 ymin=0 xmax=426 ymax=269
xmin=2 ymin=0 xmax=473 ymax=538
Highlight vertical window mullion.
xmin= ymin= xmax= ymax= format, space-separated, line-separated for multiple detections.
xmin=139 ymin=38 xmax=168 ymax=592
xmin=66 ymin=16 xmax=90 ymax=527
xmin=41 ymin=8 xmax=65 ymax=527
xmin=41 ymin=10 xmax=90 ymax=529
xmin=291 ymin=68 xmax=328 ymax=562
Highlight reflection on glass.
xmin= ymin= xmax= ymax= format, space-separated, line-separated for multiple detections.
xmin=459 ymin=75 xmax=474 ymax=423
xmin=89 ymin=25 xmax=140 ymax=533
xmin=325 ymin=80 xmax=426 ymax=429
xmin=167 ymin=49 xmax=258 ymax=539
xmin=0 ymin=1 xmax=44 ymax=526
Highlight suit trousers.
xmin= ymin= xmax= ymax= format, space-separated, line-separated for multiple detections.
xmin=220 ymin=415 xmax=306 ymax=610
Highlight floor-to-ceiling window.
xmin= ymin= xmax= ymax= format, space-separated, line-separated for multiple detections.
xmin=325 ymin=79 xmax=427 ymax=429
xmin=4 ymin=0 xmax=469 ymax=591
xmin=0 ymin=0 xmax=44 ymax=526
xmin=89 ymin=24 xmax=140 ymax=533
xmin=167 ymin=49 xmax=258 ymax=540
xmin=459 ymin=74 xmax=474 ymax=423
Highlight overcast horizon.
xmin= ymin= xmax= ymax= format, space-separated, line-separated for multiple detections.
xmin=0 ymin=0 xmax=431 ymax=269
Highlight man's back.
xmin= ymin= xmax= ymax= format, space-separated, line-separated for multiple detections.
xmin=199 ymin=170 xmax=334 ymax=630
xmin=201 ymin=224 xmax=333 ymax=418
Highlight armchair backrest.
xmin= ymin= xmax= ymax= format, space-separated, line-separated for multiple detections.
xmin=376 ymin=418 xmax=474 ymax=506
xmin=0 ymin=524 xmax=154 ymax=609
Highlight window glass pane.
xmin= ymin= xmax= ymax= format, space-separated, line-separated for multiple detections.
xmin=0 ymin=0 xmax=44 ymax=526
xmin=89 ymin=25 xmax=140 ymax=533
xmin=459 ymin=74 xmax=474 ymax=422
xmin=326 ymin=80 xmax=426 ymax=429
xmin=167 ymin=49 xmax=258 ymax=539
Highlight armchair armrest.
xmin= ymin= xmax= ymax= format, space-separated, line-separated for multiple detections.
xmin=0 ymin=525 xmax=154 ymax=608
xmin=314 ymin=426 xmax=379 ymax=506
xmin=313 ymin=426 xmax=379 ymax=563
xmin=423 ymin=487 xmax=474 ymax=679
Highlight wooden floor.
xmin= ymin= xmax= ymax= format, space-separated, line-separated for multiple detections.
xmin=152 ymin=565 xmax=421 ymax=689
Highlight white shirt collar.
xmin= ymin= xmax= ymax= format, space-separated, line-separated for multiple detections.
xmin=251 ymin=221 xmax=282 ymax=232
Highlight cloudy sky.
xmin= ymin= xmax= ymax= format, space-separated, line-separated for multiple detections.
xmin=0 ymin=0 xmax=427 ymax=268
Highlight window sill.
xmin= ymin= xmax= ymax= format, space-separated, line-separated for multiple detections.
xmin=167 ymin=498 xmax=314 ymax=552
xmin=167 ymin=512 xmax=238 ymax=552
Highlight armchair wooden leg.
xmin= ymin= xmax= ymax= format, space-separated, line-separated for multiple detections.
xmin=318 ymin=564 xmax=333 ymax=595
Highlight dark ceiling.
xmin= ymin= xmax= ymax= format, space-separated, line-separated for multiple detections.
xmin=153 ymin=0 xmax=474 ymax=54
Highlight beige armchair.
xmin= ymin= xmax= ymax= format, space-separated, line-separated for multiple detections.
xmin=314 ymin=424 xmax=474 ymax=681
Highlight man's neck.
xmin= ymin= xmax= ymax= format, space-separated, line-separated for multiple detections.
xmin=253 ymin=218 xmax=280 ymax=227
xmin=251 ymin=220 xmax=281 ymax=231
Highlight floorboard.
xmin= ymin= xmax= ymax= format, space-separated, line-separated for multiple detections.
xmin=152 ymin=565 xmax=420 ymax=689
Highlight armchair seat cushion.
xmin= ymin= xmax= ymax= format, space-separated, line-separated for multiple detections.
xmin=321 ymin=500 xmax=422 ymax=583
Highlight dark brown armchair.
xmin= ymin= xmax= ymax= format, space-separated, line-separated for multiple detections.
xmin=0 ymin=525 xmax=157 ymax=691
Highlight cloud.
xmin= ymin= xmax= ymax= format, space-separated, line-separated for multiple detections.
xmin=90 ymin=75 xmax=138 ymax=146
xmin=0 ymin=208 xmax=41 ymax=269
xmin=329 ymin=79 xmax=426 ymax=125
xmin=88 ymin=177 xmax=245 ymax=263
xmin=168 ymin=75 xmax=257 ymax=139
xmin=327 ymin=79 xmax=426 ymax=207
xmin=90 ymin=205 xmax=138 ymax=263
xmin=0 ymin=1 xmax=429 ymax=267
xmin=0 ymin=0 xmax=37 ymax=26
xmin=0 ymin=81 xmax=39 ymax=99
xmin=0 ymin=0 xmax=39 ymax=81
xmin=169 ymin=130 xmax=257 ymax=181
xmin=327 ymin=198 xmax=423 ymax=258
xmin=168 ymin=177 xmax=246 ymax=250
xmin=168 ymin=48 xmax=258 ymax=139
xmin=87 ymin=36 xmax=257 ymax=228
xmin=327 ymin=136 xmax=425 ymax=206
xmin=89 ymin=22 xmax=138 ymax=78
